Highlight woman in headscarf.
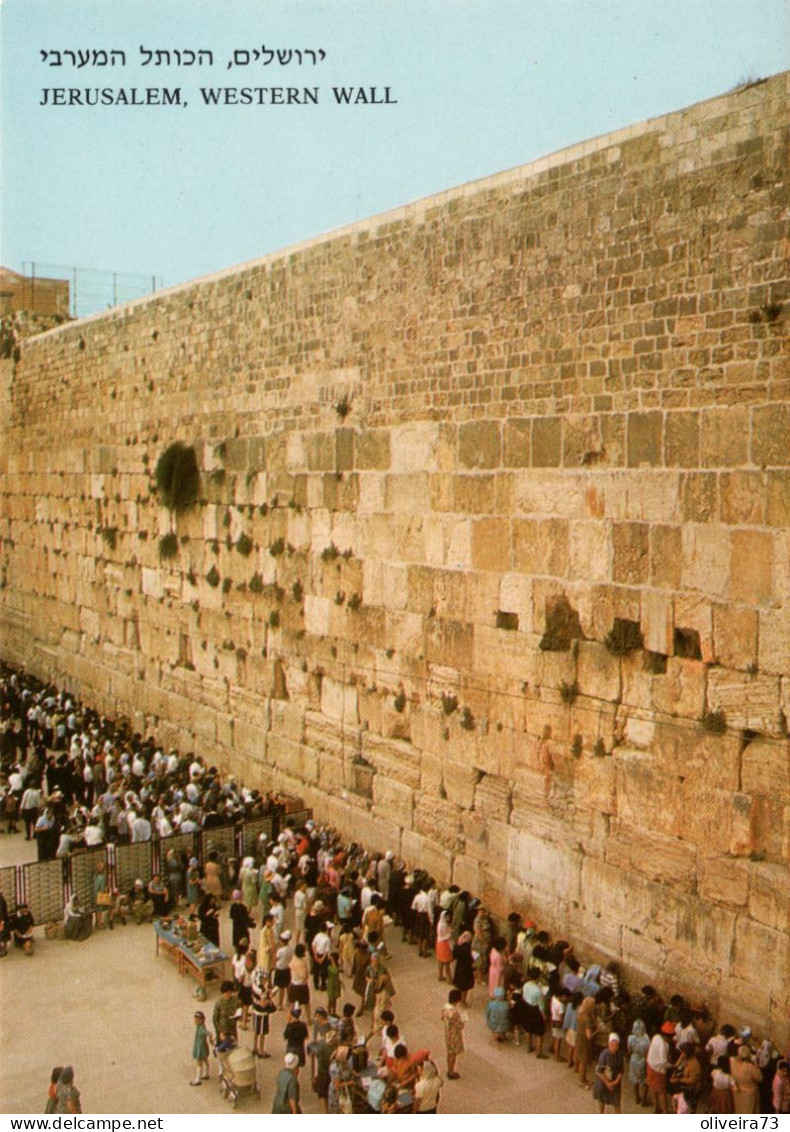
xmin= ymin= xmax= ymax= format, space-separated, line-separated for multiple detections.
xmin=63 ymin=893 xmax=92 ymax=941
xmin=239 ymin=856 xmax=259 ymax=915
xmin=451 ymin=931 xmax=475 ymax=1005
xmin=730 ymin=1045 xmax=763 ymax=1114
xmin=54 ymin=1067 xmax=81 ymax=1114
xmin=627 ymin=1018 xmax=651 ymax=1107
xmin=229 ymin=889 xmax=255 ymax=949
xmin=413 ymin=1059 xmax=443 ymax=1113
xmin=198 ymin=891 xmax=221 ymax=947
xmin=186 ymin=857 xmax=202 ymax=914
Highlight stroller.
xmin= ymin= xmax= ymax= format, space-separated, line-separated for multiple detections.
xmin=216 ymin=1043 xmax=260 ymax=1108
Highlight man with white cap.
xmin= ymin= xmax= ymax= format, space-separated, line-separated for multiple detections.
xmin=271 ymin=1052 xmax=301 ymax=1113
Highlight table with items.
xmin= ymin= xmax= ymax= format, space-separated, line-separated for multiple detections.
xmin=154 ymin=919 xmax=229 ymax=988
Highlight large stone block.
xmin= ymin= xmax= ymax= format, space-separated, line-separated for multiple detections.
xmin=606 ymin=820 xmax=698 ymax=890
xmin=729 ymin=529 xmax=776 ymax=606
xmin=512 ymin=518 xmax=569 ymax=577
xmin=740 ymin=737 xmax=790 ymax=797
xmin=576 ymin=640 xmax=621 ymax=702
xmin=458 ymin=419 xmax=501 ymax=469
xmin=748 ymin=861 xmax=789 ymax=933
xmin=712 ymin=604 xmax=758 ymax=670
xmin=700 ymin=406 xmax=749 ymax=467
xmin=471 ymin=518 xmax=511 ymax=572
xmin=569 ymin=520 xmax=611 ymax=583
xmin=651 ymin=657 xmax=707 ymax=719
xmin=708 ymin=668 xmax=783 ymax=736
xmin=698 ymin=855 xmax=750 ymax=906
xmin=372 ymin=775 xmax=414 ymax=828
xmin=626 ymin=411 xmax=662 ymax=467
xmin=612 ymin=522 xmax=650 ymax=584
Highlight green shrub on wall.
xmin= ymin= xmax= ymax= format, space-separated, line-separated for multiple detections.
xmin=155 ymin=442 xmax=199 ymax=512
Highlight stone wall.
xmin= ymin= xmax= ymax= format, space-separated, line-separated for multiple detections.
xmin=1 ymin=73 xmax=789 ymax=1040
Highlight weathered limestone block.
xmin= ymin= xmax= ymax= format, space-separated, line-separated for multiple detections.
xmin=576 ymin=640 xmax=621 ymax=703
xmin=512 ymin=518 xmax=570 ymax=577
xmin=355 ymin=429 xmax=391 ymax=471
xmin=304 ymin=712 xmax=345 ymax=758
xmin=414 ymin=792 xmax=464 ymax=851
xmin=712 ymin=604 xmax=759 ymax=670
xmin=740 ymin=737 xmax=790 ymax=797
xmin=612 ymin=521 xmax=649 ymax=584
xmin=665 ymin=410 xmax=700 ymax=467
xmin=458 ymin=419 xmax=501 ymax=469
xmin=508 ymin=824 xmax=582 ymax=903
xmin=362 ymin=733 xmax=422 ymax=789
xmin=615 ymin=746 xmax=684 ymax=836
xmin=650 ymin=524 xmax=683 ymax=589
xmin=569 ymin=520 xmax=611 ymax=583
xmin=317 ymin=751 xmax=346 ymax=794
xmin=452 ymin=854 xmax=482 ymax=896
xmin=758 ymin=608 xmax=790 ymax=675
xmin=729 ymin=916 xmax=789 ymax=993
xmin=473 ymin=773 xmax=511 ymax=822
xmin=681 ymin=523 xmax=729 ymax=599
xmin=700 ymin=407 xmax=749 ymax=467
xmin=751 ymin=402 xmax=790 ymax=468
xmin=390 ymin=422 xmax=440 ymax=473
xmin=320 ymin=676 xmax=359 ymax=723
xmin=270 ymin=700 xmax=305 ymax=744
xmin=443 ymin=760 xmax=480 ymax=809
xmin=268 ymin=734 xmax=318 ymax=785
xmin=471 ymin=518 xmax=511 ymax=572
xmin=233 ymin=716 xmax=265 ymax=761
xmin=401 ymin=829 xmax=453 ymax=886
xmin=707 ymin=669 xmax=783 ymax=736
xmin=419 ymin=750 xmax=443 ymax=797
xmin=698 ymin=855 xmax=749 ymax=906
xmin=384 ymin=473 xmax=432 ymax=514
xmin=606 ymin=820 xmax=697 ymax=890
xmin=372 ymin=775 xmax=414 ymax=828
xmin=503 ymin=419 xmax=531 ymax=468
xmin=642 ymin=590 xmax=674 ymax=656
xmin=748 ymin=861 xmax=789 ymax=933
xmin=651 ymin=658 xmax=706 ymax=719
xmin=514 ymin=471 xmax=585 ymax=519
xmin=729 ymin=529 xmax=776 ymax=606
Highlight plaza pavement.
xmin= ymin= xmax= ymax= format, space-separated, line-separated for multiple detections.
xmin=0 ymin=830 xmax=634 ymax=1115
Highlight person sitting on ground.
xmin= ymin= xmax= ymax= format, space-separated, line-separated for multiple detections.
xmin=63 ymin=893 xmax=92 ymax=941
xmin=128 ymin=879 xmax=154 ymax=924
xmin=9 ymin=901 xmax=34 ymax=954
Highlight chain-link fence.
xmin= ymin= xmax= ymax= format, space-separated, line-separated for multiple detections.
xmin=20 ymin=261 xmax=163 ymax=319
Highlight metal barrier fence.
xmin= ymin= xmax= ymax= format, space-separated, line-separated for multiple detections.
xmin=2 ymin=807 xmax=310 ymax=926
xmin=19 ymin=261 xmax=163 ymax=320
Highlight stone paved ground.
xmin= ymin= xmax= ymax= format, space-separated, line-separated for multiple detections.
xmin=0 ymin=830 xmax=639 ymax=1115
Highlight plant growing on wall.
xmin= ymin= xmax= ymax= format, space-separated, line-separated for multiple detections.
xmin=158 ymin=532 xmax=178 ymax=560
xmin=604 ymin=618 xmax=643 ymax=655
xmin=154 ymin=442 xmax=199 ymax=512
xmin=236 ymin=533 xmax=253 ymax=556
xmin=441 ymin=693 xmax=459 ymax=716
xmin=701 ymin=709 xmax=726 ymax=734
xmin=560 ymin=680 xmax=580 ymax=705
xmin=206 ymin=565 xmax=220 ymax=587
xmin=249 ymin=573 xmax=264 ymax=594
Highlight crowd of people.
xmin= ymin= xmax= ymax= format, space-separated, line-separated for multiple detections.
xmin=1 ymin=662 xmax=789 ymax=1115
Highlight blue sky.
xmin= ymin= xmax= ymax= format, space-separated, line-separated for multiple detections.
xmin=2 ymin=0 xmax=789 ymax=290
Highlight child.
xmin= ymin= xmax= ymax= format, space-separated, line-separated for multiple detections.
xmin=550 ymin=990 xmax=570 ymax=1060
xmin=190 ymin=1011 xmax=210 ymax=1085
xmin=326 ymin=951 xmax=342 ymax=1016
